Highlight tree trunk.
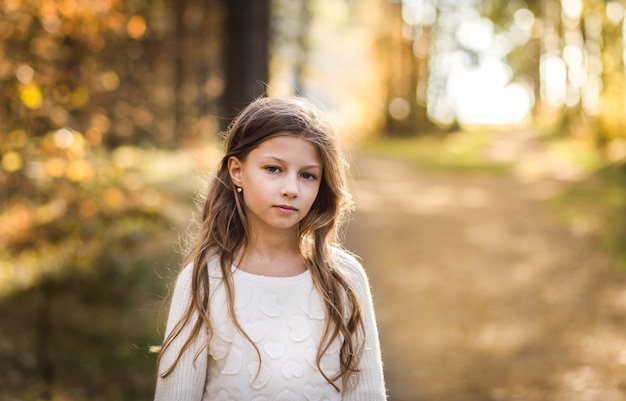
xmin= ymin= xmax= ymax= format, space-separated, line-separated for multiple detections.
xmin=294 ymin=0 xmax=311 ymax=95
xmin=36 ymin=281 xmax=55 ymax=399
xmin=221 ymin=0 xmax=270 ymax=124
xmin=383 ymin=1 xmax=421 ymax=136
xmin=173 ymin=0 xmax=187 ymax=131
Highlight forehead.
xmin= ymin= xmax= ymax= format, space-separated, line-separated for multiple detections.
xmin=251 ymin=135 xmax=322 ymax=164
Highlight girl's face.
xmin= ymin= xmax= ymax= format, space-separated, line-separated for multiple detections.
xmin=228 ymin=135 xmax=323 ymax=236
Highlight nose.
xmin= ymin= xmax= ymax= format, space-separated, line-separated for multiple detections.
xmin=281 ymin=174 xmax=299 ymax=198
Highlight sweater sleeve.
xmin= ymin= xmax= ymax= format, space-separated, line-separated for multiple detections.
xmin=334 ymin=249 xmax=388 ymax=401
xmin=154 ymin=264 xmax=208 ymax=401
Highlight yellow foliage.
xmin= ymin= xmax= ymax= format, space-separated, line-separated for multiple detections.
xmin=15 ymin=64 xmax=34 ymax=83
xmin=52 ymin=85 xmax=72 ymax=104
xmin=19 ymin=82 xmax=43 ymax=109
xmin=606 ymin=139 xmax=626 ymax=163
xmin=85 ymin=113 xmax=111 ymax=146
xmin=35 ymin=198 xmax=67 ymax=224
xmin=127 ymin=15 xmax=147 ymax=39
xmin=79 ymin=199 xmax=98 ymax=217
xmin=113 ymin=146 xmax=138 ymax=168
xmin=44 ymin=128 xmax=89 ymax=156
xmin=53 ymin=127 xmax=74 ymax=148
xmin=103 ymin=187 xmax=125 ymax=210
xmin=71 ymin=86 xmax=89 ymax=108
xmin=44 ymin=157 xmax=67 ymax=177
xmin=3 ymin=0 xmax=22 ymax=14
xmin=100 ymin=70 xmax=120 ymax=91
xmin=141 ymin=188 xmax=162 ymax=211
xmin=7 ymin=129 xmax=27 ymax=148
xmin=65 ymin=159 xmax=94 ymax=182
xmin=50 ymin=106 xmax=69 ymax=126
xmin=85 ymin=128 xmax=103 ymax=146
xmin=0 ymin=202 xmax=34 ymax=247
xmin=1 ymin=151 xmax=23 ymax=172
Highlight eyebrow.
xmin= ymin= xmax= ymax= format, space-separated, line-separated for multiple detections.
xmin=261 ymin=155 xmax=322 ymax=170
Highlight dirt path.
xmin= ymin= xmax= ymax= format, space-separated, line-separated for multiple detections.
xmin=344 ymin=156 xmax=626 ymax=401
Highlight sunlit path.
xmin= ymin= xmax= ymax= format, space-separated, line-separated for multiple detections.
xmin=345 ymin=156 xmax=626 ymax=401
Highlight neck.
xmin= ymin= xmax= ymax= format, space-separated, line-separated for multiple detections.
xmin=247 ymin=221 xmax=300 ymax=251
xmin=236 ymin=227 xmax=305 ymax=277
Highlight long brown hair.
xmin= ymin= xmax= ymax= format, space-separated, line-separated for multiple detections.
xmin=157 ymin=96 xmax=364 ymax=390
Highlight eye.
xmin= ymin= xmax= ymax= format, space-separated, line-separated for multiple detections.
xmin=266 ymin=166 xmax=281 ymax=173
xmin=301 ymin=172 xmax=317 ymax=180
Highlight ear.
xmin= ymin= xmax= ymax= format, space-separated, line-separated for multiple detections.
xmin=227 ymin=156 xmax=243 ymax=187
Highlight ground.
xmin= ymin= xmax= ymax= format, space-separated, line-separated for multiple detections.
xmin=344 ymin=154 xmax=626 ymax=401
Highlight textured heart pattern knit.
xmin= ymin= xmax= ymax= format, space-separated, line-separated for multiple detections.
xmin=154 ymin=250 xmax=387 ymax=401
xmin=205 ymin=267 xmax=342 ymax=401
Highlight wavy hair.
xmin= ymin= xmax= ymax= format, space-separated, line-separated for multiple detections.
xmin=157 ymin=96 xmax=364 ymax=390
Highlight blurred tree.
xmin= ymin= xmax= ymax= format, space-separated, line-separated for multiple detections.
xmin=379 ymin=0 xmax=436 ymax=136
xmin=382 ymin=1 xmax=420 ymax=135
xmin=524 ymin=0 xmax=542 ymax=113
xmin=272 ymin=0 xmax=312 ymax=96
xmin=221 ymin=0 xmax=270 ymax=123
xmin=483 ymin=0 xmax=542 ymax=113
xmin=293 ymin=0 xmax=313 ymax=95
xmin=0 ymin=1 xmax=218 ymax=398
xmin=165 ymin=0 xmax=224 ymax=140
xmin=402 ymin=0 xmax=625 ymax=164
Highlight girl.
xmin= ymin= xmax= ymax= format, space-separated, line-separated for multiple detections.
xmin=154 ymin=96 xmax=386 ymax=400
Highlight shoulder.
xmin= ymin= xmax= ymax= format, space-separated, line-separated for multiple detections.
xmin=330 ymin=247 xmax=370 ymax=289
xmin=331 ymin=247 xmax=363 ymax=272
xmin=176 ymin=255 xmax=223 ymax=286
xmin=175 ymin=262 xmax=194 ymax=288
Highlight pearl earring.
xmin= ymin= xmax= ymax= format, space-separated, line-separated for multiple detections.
xmin=236 ymin=187 xmax=242 ymax=193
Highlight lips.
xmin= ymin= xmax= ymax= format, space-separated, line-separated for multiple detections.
xmin=274 ymin=204 xmax=297 ymax=212
xmin=275 ymin=205 xmax=297 ymax=210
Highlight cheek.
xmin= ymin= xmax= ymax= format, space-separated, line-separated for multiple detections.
xmin=303 ymin=185 xmax=322 ymax=209
xmin=307 ymin=182 xmax=322 ymax=199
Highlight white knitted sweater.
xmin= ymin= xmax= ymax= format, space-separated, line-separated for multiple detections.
xmin=154 ymin=249 xmax=387 ymax=401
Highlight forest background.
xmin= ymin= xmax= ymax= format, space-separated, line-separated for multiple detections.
xmin=1 ymin=0 xmax=626 ymax=399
